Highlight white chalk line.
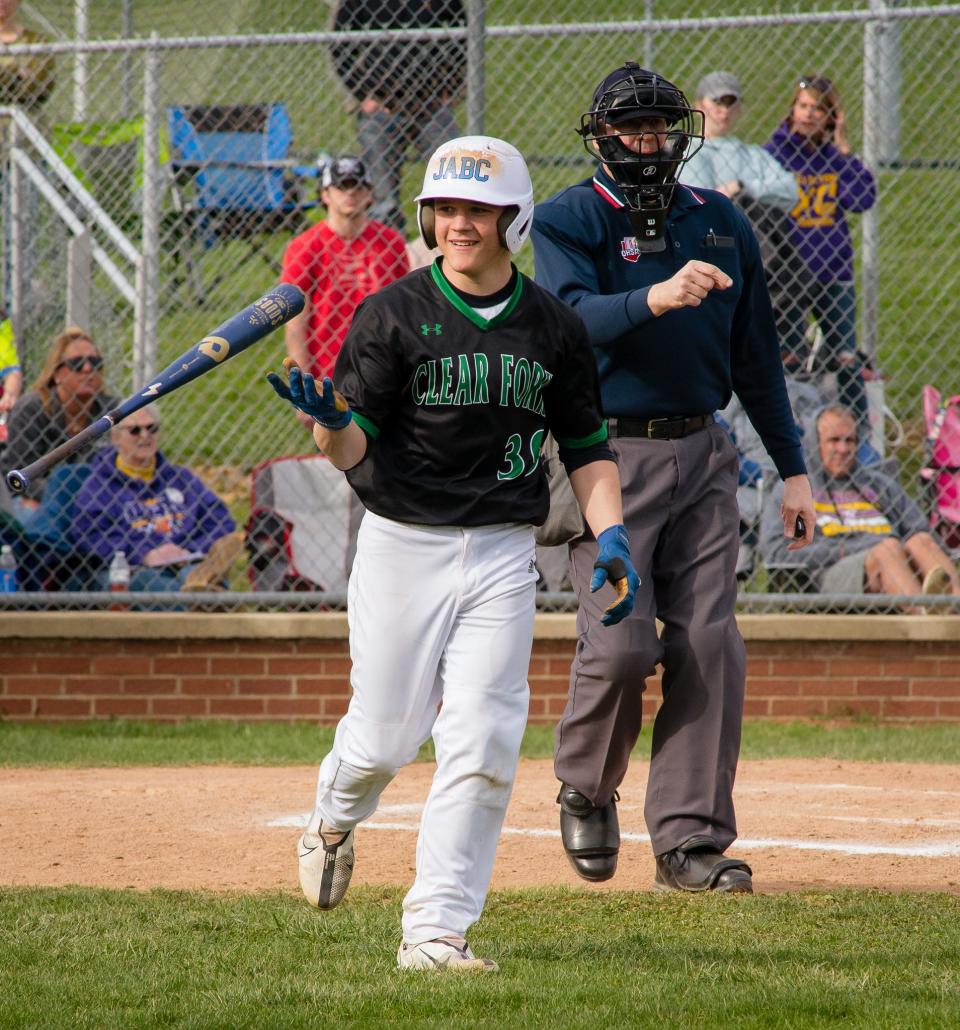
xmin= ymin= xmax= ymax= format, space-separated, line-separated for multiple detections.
xmin=266 ymin=805 xmax=960 ymax=858
xmin=825 ymin=815 xmax=960 ymax=829
xmin=736 ymin=782 xmax=960 ymax=798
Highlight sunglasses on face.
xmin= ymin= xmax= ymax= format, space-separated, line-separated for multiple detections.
xmin=123 ymin=423 xmax=160 ymax=437
xmin=59 ymin=355 xmax=104 ymax=372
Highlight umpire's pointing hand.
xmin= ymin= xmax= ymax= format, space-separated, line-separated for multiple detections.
xmin=647 ymin=260 xmax=733 ymax=316
xmin=592 ymin=524 xmax=641 ymax=627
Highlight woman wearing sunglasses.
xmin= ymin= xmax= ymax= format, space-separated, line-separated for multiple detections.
xmin=1 ymin=326 xmax=117 ymax=520
xmin=70 ymin=405 xmax=239 ymax=600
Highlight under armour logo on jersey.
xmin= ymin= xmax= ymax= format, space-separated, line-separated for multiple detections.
xmin=620 ymin=237 xmax=641 ymax=263
xmin=420 ymin=323 xmax=443 ymax=335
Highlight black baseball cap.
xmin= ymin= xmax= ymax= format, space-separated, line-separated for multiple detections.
xmin=321 ymin=156 xmax=372 ymax=189
xmin=591 ymin=63 xmax=686 ymax=125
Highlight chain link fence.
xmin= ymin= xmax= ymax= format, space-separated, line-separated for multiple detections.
xmin=1 ymin=1 xmax=958 ymax=612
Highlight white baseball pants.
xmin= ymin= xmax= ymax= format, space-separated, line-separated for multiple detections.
xmin=310 ymin=510 xmax=537 ymax=945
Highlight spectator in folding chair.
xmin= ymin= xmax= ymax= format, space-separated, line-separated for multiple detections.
xmin=719 ymin=363 xmax=885 ymax=485
xmin=280 ymin=156 xmax=409 ymax=429
xmin=71 ymin=406 xmax=241 ymax=602
xmin=329 ymin=0 xmax=466 ymax=233
xmin=760 ymin=405 xmax=960 ymax=608
xmin=1 ymin=327 xmax=117 ymax=526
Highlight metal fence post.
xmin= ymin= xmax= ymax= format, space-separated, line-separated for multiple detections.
xmin=136 ymin=37 xmax=162 ymax=388
xmin=122 ymin=0 xmax=135 ymax=119
xmin=66 ymin=230 xmax=92 ymax=329
xmin=73 ymin=0 xmax=88 ymax=123
xmin=876 ymin=0 xmax=903 ymax=164
xmin=8 ymin=118 xmax=23 ymax=345
xmin=860 ymin=4 xmax=882 ymax=369
xmin=466 ymin=0 xmax=486 ymax=135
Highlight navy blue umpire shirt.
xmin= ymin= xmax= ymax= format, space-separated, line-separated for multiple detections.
xmin=532 ymin=164 xmax=806 ymax=481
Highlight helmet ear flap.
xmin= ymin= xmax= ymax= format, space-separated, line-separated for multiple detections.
xmin=421 ymin=202 xmax=521 ymax=251
xmin=418 ymin=201 xmax=437 ymax=249
xmin=496 ymin=205 xmax=519 ymax=249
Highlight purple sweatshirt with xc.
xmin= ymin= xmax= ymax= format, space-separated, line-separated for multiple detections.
xmin=764 ymin=121 xmax=876 ymax=283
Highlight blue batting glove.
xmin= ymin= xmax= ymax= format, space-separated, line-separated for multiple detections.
xmin=266 ymin=365 xmax=352 ymax=430
xmin=591 ymin=524 xmax=640 ymax=627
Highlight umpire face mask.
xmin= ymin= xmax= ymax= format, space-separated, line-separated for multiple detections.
xmin=579 ymin=64 xmax=704 ymax=252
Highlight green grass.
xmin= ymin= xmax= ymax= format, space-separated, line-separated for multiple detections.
xmin=2 ymin=717 xmax=960 ymax=767
xmin=1 ymin=886 xmax=958 ymax=1028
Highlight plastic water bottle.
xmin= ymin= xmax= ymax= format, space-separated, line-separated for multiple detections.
xmin=0 ymin=544 xmax=17 ymax=592
xmin=108 ymin=550 xmax=131 ymax=610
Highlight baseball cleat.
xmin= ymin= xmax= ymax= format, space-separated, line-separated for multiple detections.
xmin=397 ymin=937 xmax=498 ymax=972
xmin=298 ymin=824 xmax=355 ymax=909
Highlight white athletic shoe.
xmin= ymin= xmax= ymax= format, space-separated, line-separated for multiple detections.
xmin=297 ymin=825 xmax=355 ymax=909
xmin=397 ymin=937 xmax=498 ymax=972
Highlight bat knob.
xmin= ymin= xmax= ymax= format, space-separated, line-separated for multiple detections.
xmin=5 ymin=469 xmax=28 ymax=494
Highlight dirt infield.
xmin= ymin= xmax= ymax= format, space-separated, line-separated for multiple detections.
xmin=2 ymin=759 xmax=958 ymax=894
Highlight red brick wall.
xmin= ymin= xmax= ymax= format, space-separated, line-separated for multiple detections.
xmin=3 ymin=629 xmax=960 ymax=722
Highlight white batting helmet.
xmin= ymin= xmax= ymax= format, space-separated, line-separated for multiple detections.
xmin=415 ymin=136 xmax=535 ymax=254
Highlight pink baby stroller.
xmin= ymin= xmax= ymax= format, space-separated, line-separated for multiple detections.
xmin=921 ymin=385 xmax=960 ymax=556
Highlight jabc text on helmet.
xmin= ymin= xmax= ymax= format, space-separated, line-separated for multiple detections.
xmin=432 ymin=156 xmax=491 ymax=182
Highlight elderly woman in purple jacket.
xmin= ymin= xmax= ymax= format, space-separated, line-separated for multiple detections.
xmin=72 ymin=405 xmax=237 ymax=595
xmin=765 ymin=76 xmax=877 ymax=430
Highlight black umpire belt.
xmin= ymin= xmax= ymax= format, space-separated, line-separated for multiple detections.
xmin=608 ymin=414 xmax=715 ymax=440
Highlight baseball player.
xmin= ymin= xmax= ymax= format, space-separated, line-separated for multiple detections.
xmin=531 ymin=64 xmax=814 ymax=892
xmin=267 ymin=136 xmax=639 ymax=972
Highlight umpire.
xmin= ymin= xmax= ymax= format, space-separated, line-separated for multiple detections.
xmin=532 ymin=63 xmax=815 ymax=892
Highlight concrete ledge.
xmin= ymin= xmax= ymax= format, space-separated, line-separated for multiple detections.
xmin=0 ymin=612 xmax=350 ymax=639
xmin=735 ymin=614 xmax=960 ymax=642
xmin=1 ymin=611 xmax=959 ymax=642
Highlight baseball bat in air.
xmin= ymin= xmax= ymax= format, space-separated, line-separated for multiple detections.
xmin=5 ymin=282 xmax=305 ymax=495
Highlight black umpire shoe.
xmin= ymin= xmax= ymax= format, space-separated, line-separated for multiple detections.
xmin=654 ymin=835 xmax=753 ymax=893
xmin=557 ymin=784 xmax=620 ymax=882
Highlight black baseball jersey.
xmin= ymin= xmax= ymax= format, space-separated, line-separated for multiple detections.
xmin=334 ymin=261 xmax=611 ymax=526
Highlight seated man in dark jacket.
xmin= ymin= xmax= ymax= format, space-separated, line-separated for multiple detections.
xmin=71 ymin=406 xmax=240 ymax=595
xmin=761 ymin=405 xmax=959 ymax=602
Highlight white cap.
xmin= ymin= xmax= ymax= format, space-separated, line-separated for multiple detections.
xmin=415 ymin=136 xmax=535 ymax=254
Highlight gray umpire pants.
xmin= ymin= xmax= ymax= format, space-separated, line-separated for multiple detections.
xmin=554 ymin=422 xmax=746 ymax=856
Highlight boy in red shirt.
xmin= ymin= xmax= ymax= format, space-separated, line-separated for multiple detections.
xmin=281 ymin=157 xmax=409 ymax=397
